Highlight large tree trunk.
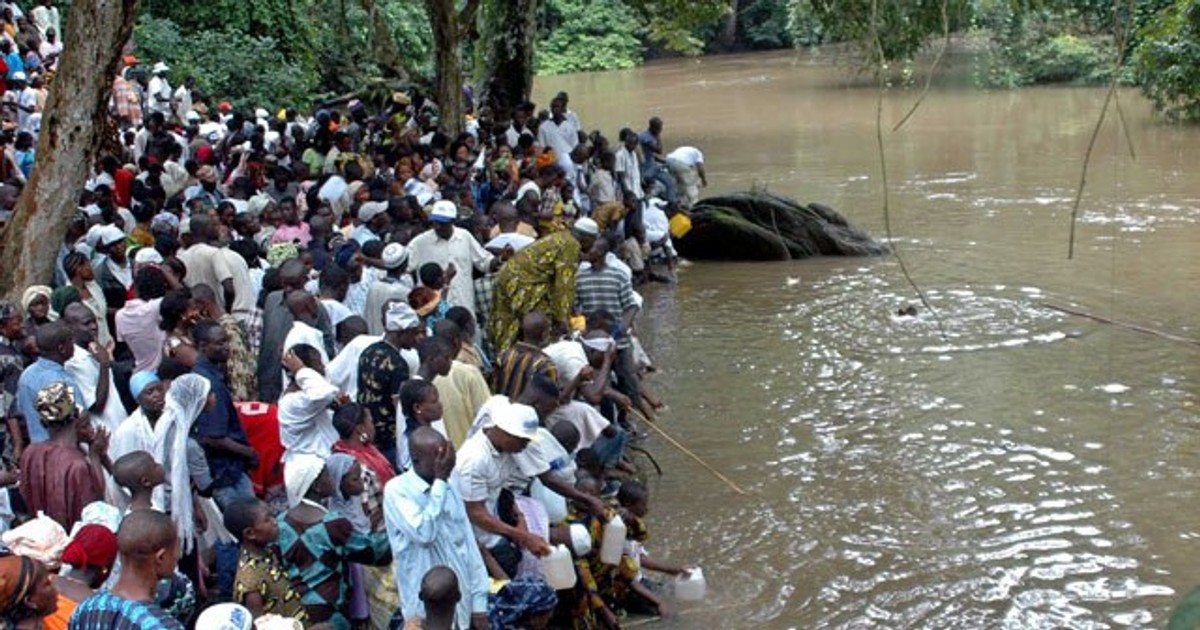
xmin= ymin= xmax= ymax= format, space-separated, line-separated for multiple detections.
xmin=0 ymin=0 xmax=141 ymax=299
xmin=479 ymin=0 xmax=539 ymax=114
xmin=718 ymin=0 xmax=740 ymax=51
xmin=424 ymin=0 xmax=466 ymax=137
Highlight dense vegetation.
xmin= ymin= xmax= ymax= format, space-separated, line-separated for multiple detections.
xmin=128 ymin=0 xmax=1200 ymax=121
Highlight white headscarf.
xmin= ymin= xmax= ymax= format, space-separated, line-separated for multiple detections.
xmin=285 ymin=453 xmax=327 ymax=509
xmin=325 ymin=453 xmax=369 ymax=533
xmin=150 ymin=373 xmax=211 ymax=554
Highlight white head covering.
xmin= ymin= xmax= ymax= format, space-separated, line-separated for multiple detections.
xmin=493 ymin=402 xmax=541 ymax=441
xmin=325 ymin=453 xmax=369 ymax=532
xmin=517 ymin=181 xmax=541 ymax=200
xmin=134 ymin=247 xmax=164 ymax=266
xmin=381 ymin=243 xmax=410 ymax=270
xmin=195 ymin=603 xmax=254 ymax=630
xmin=572 ymin=217 xmax=600 ymax=237
xmin=358 ymin=201 xmax=387 ymax=223
xmin=150 ymin=373 xmax=211 ymax=554
xmin=430 ymin=200 xmax=457 ymax=223
xmin=285 ymin=453 xmax=326 ymax=509
xmin=384 ymin=301 xmax=421 ymax=332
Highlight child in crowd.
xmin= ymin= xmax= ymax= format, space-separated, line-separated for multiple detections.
xmin=396 ymin=379 xmax=445 ymax=471
xmin=616 ymin=481 xmax=691 ymax=620
xmin=278 ymin=454 xmax=392 ymax=629
xmin=563 ymin=475 xmax=628 ymax=630
xmin=224 ymin=496 xmax=307 ymax=622
xmin=112 ymin=450 xmax=165 ymax=511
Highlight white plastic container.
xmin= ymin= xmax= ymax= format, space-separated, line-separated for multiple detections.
xmin=599 ymin=514 xmax=626 ymax=565
xmin=568 ymin=523 xmax=592 ymax=557
xmin=531 ymin=478 xmax=567 ymax=523
xmin=540 ymin=544 xmax=577 ymax=590
xmin=674 ymin=567 xmax=706 ymax=601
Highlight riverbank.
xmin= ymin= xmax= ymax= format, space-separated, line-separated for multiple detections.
xmin=554 ymin=53 xmax=1200 ymax=628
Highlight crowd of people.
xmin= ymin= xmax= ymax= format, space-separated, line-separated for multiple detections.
xmin=0 ymin=10 xmax=713 ymax=626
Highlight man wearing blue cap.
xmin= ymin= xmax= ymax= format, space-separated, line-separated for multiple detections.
xmin=110 ymin=370 xmax=167 ymax=461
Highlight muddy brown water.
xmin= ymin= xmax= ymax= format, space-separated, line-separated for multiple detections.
xmin=534 ymin=50 xmax=1200 ymax=628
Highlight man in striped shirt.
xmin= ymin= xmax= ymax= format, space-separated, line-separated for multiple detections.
xmin=574 ymin=237 xmax=641 ymax=413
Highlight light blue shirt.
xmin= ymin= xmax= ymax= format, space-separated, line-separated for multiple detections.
xmin=383 ymin=470 xmax=489 ymax=629
xmin=16 ymin=358 xmax=84 ymax=443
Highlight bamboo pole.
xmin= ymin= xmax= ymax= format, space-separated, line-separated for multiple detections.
xmin=1044 ymin=303 xmax=1200 ymax=348
xmin=627 ymin=409 xmax=748 ymax=496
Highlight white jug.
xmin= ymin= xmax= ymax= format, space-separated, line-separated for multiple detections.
xmin=540 ymin=544 xmax=577 ymax=590
xmin=674 ymin=567 xmax=706 ymax=601
xmin=599 ymin=514 xmax=626 ymax=565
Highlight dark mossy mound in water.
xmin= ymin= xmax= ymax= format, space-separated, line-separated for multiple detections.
xmin=675 ymin=192 xmax=888 ymax=261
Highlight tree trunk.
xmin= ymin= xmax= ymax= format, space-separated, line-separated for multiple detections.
xmin=424 ymin=0 xmax=465 ymax=137
xmin=0 ymin=0 xmax=141 ymax=299
xmin=718 ymin=0 xmax=740 ymax=51
xmin=359 ymin=0 xmax=411 ymax=81
xmin=479 ymin=0 xmax=539 ymax=114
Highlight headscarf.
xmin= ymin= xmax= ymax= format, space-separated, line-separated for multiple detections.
xmin=129 ymin=371 xmax=160 ymax=401
xmin=384 ymin=301 xmax=421 ymax=332
xmin=35 ymin=382 xmax=75 ymax=427
xmin=151 ymin=212 xmax=180 ymax=234
xmin=21 ymin=286 xmax=50 ymax=316
xmin=325 ymin=454 xmax=369 ymax=533
xmin=151 ymin=373 xmax=211 ymax=554
xmin=266 ymin=242 xmax=300 ymax=267
xmin=1 ymin=514 xmax=68 ymax=567
xmin=0 ymin=554 xmax=39 ymax=617
xmin=49 ymin=286 xmax=80 ymax=319
xmin=487 ymin=576 xmax=558 ymax=629
xmin=284 ymin=453 xmax=326 ymax=509
xmin=60 ymin=524 xmax=118 ymax=573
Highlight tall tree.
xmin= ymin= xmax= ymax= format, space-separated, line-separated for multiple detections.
xmin=0 ymin=0 xmax=142 ymax=299
xmin=479 ymin=0 xmax=540 ymax=113
xmin=424 ymin=0 xmax=480 ymax=136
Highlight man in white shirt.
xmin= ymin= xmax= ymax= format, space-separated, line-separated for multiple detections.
xmin=385 ymin=427 xmax=490 ymax=629
xmin=536 ymin=97 xmax=578 ymax=179
xmin=277 ymin=345 xmax=340 ymax=463
xmin=665 ymin=145 xmax=707 ymax=208
xmin=451 ymin=398 xmax=550 ymax=574
xmin=407 ymin=201 xmax=498 ymax=319
xmin=614 ymin=129 xmax=644 ymax=204
xmin=146 ymin=63 xmax=173 ymax=117
xmin=61 ymin=304 xmax=125 ymax=434
xmin=173 ymin=76 xmax=194 ymax=124
xmin=17 ymin=76 xmax=39 ymax=134
xmin=29 ymin=0 xmax=59 ymax=39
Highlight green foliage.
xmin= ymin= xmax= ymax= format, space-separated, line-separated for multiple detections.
xmin=626 ymin=0 xmax=729 ymax=55
xmin=802 ymin=0 xmax=969 ymax=64
xmin=537 ymin=0 xmax=642 ymax=74
xmin=739 ymin=0 xmax=795 ymax=50
xmin=972 ymin=1 xmax=1118 ymax=88
xmin=786 ymin=0 xmax=828 ymax=46
xmin=1134 ymin=0 xmax=1200 ymax=121
xmin=133 ymin=16 xmax=318 ymax=111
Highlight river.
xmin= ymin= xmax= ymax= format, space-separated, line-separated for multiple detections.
xmin=534 ymin=50 xmax=1200 ymax=628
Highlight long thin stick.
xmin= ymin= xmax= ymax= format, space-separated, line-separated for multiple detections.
xmin=1067 ymin=0 xmax=1137 ymax=260
xmin=628 ymin=409 xmax=747 ymax=495
xmin=1044 ymin=303 xmax=1200 ymax=348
